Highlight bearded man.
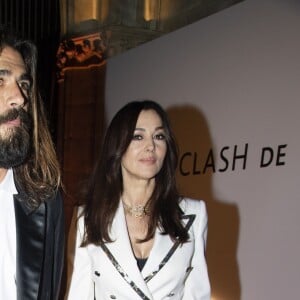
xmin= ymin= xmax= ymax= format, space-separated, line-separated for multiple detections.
xmin=0 ymin=27 xmax=64 ymax=300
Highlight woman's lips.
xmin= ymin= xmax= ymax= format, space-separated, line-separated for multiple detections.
xmin=140 ymin=157 xmax=156 ymax=164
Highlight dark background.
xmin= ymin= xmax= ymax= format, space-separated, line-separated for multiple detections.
xmin=0 ymin=0 xmax=61 ymax=134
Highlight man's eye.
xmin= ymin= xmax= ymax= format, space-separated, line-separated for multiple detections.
xmin=19 ymin=81 xmax=30 ymax=92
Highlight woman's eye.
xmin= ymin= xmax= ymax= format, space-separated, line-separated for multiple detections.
xmin=154 ymin=133 xmax=166 ymax=140
xmin=132 ymin=134 xmax=143 ymax=140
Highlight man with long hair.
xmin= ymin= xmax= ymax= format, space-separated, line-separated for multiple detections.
xmin=0 ymin=27 xmax=64 ymax=300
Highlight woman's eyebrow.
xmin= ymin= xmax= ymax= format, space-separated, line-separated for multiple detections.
xmin=134 ymin=126 xmax=164 ymax=131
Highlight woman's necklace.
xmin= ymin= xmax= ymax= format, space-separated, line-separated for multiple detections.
xmin=122 ymin=201 xmax=149 ymax=218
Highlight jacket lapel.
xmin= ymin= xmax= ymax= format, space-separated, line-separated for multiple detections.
xmin=141 ymin=225 xmax=173 ymax=279
xmin=101 ymin=201 xmax=196 ymax=298
xmin=14 ymin=194 xmax=46 ymax=300
xmin=142 ymin=214 xmax=196 ymax=283
xmin=103 ymin=202 xmax=153 ymax=300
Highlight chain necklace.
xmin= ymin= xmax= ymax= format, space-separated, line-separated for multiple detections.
xmin=122 ymin=201 xmax=149 ymax=218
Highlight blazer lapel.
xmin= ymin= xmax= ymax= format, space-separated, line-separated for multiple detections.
xmin=141 ymin=225 xmax=173 ymax=279
xmin=14 ymin=194 xmax=46 ymax=300
xmin=100 ymin=202 xmax=196 ymax=298
xmin=142 ymin=214 xmax=196 ymax=283
xmin=102 ymin=202 xmax=153 ymax=300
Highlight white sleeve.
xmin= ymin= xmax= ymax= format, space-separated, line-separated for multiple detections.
xmin=64 ymin=207 xmax=94 ymax=300
xmin=182 ymin=200 xmax=211 ymax=300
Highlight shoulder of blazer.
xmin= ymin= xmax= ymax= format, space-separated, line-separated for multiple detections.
xmin=179 ymin=197 xmax=207 ymax=217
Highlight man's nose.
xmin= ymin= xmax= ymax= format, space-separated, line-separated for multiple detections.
xmin=7 ymin=81 xmax=25 ymax=108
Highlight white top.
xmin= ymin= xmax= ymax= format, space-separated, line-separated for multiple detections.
xmin=66 ymin=198 xmax=210 ymax=300
xmin=0 ymin=169 xmax=17 ymax=300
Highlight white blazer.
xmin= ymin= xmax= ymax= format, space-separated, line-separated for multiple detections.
xmin=65 ymin=198 xmax=210 ymax=300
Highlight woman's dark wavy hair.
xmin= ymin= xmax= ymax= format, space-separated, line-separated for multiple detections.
xmin=0 ymin=27 xmax=61 ymax=208
xmin=82 ymin=100 xmax=189 ymax=246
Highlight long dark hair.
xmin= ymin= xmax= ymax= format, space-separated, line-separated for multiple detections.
xmin=0 ymin=27 xmax=61 ymax=208
xmin=82 ymin=100 xmax=189 ymax=246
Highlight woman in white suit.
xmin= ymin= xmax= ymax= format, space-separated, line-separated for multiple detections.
xmin=65 ymin=100 xmax=210 ymax=300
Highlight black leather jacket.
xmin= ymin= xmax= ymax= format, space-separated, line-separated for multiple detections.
xmin=14 ymin=190 xmax=64 ymax=300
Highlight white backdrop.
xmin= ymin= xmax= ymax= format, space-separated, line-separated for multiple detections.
xmin=104 ymin=0 xmax=300 ymax=299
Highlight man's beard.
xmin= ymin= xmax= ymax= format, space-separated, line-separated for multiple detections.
xmin=0 ymin=108 xmax=32 ymax=169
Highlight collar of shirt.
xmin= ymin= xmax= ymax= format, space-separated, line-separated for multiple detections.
xmin=0 ymin=169 xmax=17 ymax=195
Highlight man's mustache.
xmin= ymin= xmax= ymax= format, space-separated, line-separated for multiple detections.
xmin=0 ymin=108 xmax=28 ymax=126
